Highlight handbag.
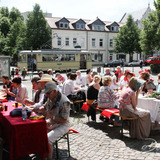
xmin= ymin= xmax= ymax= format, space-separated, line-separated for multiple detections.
xmin=10 ymin=108 xmax=32 ymax=117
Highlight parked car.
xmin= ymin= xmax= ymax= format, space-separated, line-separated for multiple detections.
xmin=125 ymin=60 xmax=140 ymax=66
xmin=104 ymin=60 xmax=123 ymax=67
xmin=144 ymin=57 xmax=160 ymax=66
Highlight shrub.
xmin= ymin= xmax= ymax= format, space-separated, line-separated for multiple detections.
xmin=150 ymin=64 xmax=160 ymax=73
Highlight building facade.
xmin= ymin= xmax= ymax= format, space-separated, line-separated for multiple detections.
xmin=45 ymin=16 xmax=123 ymax=65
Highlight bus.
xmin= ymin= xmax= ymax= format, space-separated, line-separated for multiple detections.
xmin=18 ymin=49 xmax=92 ymax=72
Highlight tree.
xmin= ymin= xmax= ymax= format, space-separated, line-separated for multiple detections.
xmin=26 ymin=3 xmax=51 ymax=50
xmin=0 ymin=7 xmax=9 ymax=17
xmin=0 ymin=16 xmax=10 ymax=37
xmin=140 ymin=11 xmax=158 ymax=55
xmin=140 ymin=0 xmax=160 ymax=55
xmin=114 ymin=15 xmax=141 ymax=61
xmin=5 ymin=18 xmax=26 ymax=56
xmin=0 ymin=7 xmax=26 ymax=56
xmin=9 ymin=7 xmax=24 ymax=25
xmin=0 ymin=31 xmax=6 ymax=55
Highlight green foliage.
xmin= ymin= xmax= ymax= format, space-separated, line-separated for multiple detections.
xmin=0 ymin=31 xmax=6 ymax=55
xmin=114 ymin=15 xmax=141 ymax=61
xmin=9 ymin=7 xmax=24 ymax=25
xmin=0 ymin=16 xmax=10 ymax=37
xmin=150 ymin=63 xmax=160 ymax=73
xmin=140 ymin=0 xmax=160 ymax=55
xmin=0 ymin=7 xmax=9 ymax=17
xmin=26 ymin=3 xmax=51 ymax=50
xmin=0 ymin=6 xmax=26 ymax=57
xmin=5 ymin=18 xmax=26 ymax=56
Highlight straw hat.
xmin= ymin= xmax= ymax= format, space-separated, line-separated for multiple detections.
xmin=129 ymin=77 xmax=145 ymax=92
xmin=38 ymin=74 xmax=53 ymax=82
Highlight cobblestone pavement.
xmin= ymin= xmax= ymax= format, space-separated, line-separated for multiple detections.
xmin=56 ymin=111 xmax=160 ymax=160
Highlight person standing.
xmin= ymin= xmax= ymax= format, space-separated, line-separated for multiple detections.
xmin=140 ymin=58 xmax=143 ymax=70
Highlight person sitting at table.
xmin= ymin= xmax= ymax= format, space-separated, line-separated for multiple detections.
xmin=140 ymin=72 xmax=156 ymax=94
xmin=104 ymin=68 xmax=112 ymax=76
xmin=120 ymin=71 xmax=135 ymax=90
xmin=110 ymin=70 xmax=120 ymax=90
xmin=98 ymin=76 xmax=120 ymax=126
xmin=119 ymin=77 xmax=151 ymax=139
xmin=24 ymin=74 xmax=54 ymax=111
xmin=1 ymin=75 xmax=12 ymax=89
xmin=85 ymin=69 xmax=92 ymax=86
xmin=1 ymin=75 xmax=15 ymax=101
xmin=38 ymin=71 xmax=44 ymax=78
xmin=24 ymin=77 xmax=43 ymax=105
xmin=76 ymin=70 xmax=86 ymax=87
xmin=86 ymin=75 xmax=101 ymax=120
xmin=62 ymin=73 xmax=85 ymax=101
xmin=55 ymin=73 xmax=65 ymax=84
xmin=5 ymin=77 xmax=28 ymax=104
xmin=36 ymin=82 xmax=70 ymax=160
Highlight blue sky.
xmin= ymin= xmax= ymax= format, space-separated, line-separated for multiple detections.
xmin=0 ymin=0 xmax=155 ymax=21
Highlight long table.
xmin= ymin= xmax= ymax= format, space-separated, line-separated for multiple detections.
xmin=0 ymin=101 xmax=49 ymax=160
xmin=137 ymin=95 xmax=160 ymax=122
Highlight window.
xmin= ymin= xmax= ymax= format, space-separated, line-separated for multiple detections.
xmin=42 ymin=54 xmax=75 ymax=62
xmin=99 ymin=39 xmax=103 ymax=47
xmin=59 ymin=22 xmax=68 ymax=29
xmin=73 ymin=38 xmax=77 ymax=46
xmin=98 ymin=54 xmax=103 ymax=62
xmin=76 ymin=23 xmax=85 ymax=30
xmin=57 ymin=37 xmax=61 ymax=46
xmin=59 ymin=22 xmax=63 ymax=28
xmin=110 ymin=39 xmax=113 ymax=47
xmin=19 ymin=54 xmax=26 ymax=62
xmin=92 ymin=38 xmax=96 ymax=47
xmin=65 ymin=38 xmax=69 ymax=46
xmin=92 ymin=25 xmax=104 ymax=31
xmin=111 ymin=26 xmax=118 ymax=32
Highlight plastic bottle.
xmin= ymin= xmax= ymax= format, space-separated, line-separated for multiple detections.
xmin=22 ymin=104 xmax=27 ymax=120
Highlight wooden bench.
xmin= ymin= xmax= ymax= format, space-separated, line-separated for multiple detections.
xmin=114 ymin=112 xmax=138 ymax=138
xmin=86 ymin=104 xmax=138 ymax=138
xmin=53 ymin=128 xmax=79 ymax=159
xmin=71 ymin=99 xmax=84 ymax=114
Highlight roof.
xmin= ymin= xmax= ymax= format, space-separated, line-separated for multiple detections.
xmin=46 ymin=16 xmax=123 ymax=32
xmin=19 ymin=49 xmax=92 ymax=54
xmin=120 ymin=7 xmax=151 ymax=23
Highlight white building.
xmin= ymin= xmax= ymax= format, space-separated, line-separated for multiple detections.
xmin=45 ymin=16 xmax=124 ymax=65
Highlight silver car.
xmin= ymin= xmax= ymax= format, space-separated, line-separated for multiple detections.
xmin=126 ymin=60 xmax=140 ymax=66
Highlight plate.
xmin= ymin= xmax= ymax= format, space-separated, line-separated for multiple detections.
xmin=29 ymin=115 xmax=45 ymax=120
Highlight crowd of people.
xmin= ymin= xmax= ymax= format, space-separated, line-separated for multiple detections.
xmin=1 ymin=66 xmax=160 ymax=159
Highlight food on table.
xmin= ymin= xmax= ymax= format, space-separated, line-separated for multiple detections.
xmin=145 ymin=92 xmax=160 ymax=99
xmin=29 ymin=115 xmax=45 ymax=120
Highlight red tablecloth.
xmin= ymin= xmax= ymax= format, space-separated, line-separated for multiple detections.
xmin=101 ymin=108 xmax=119 ymax=118
xmin=0 ymin=101 xmax=49 ymax=160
